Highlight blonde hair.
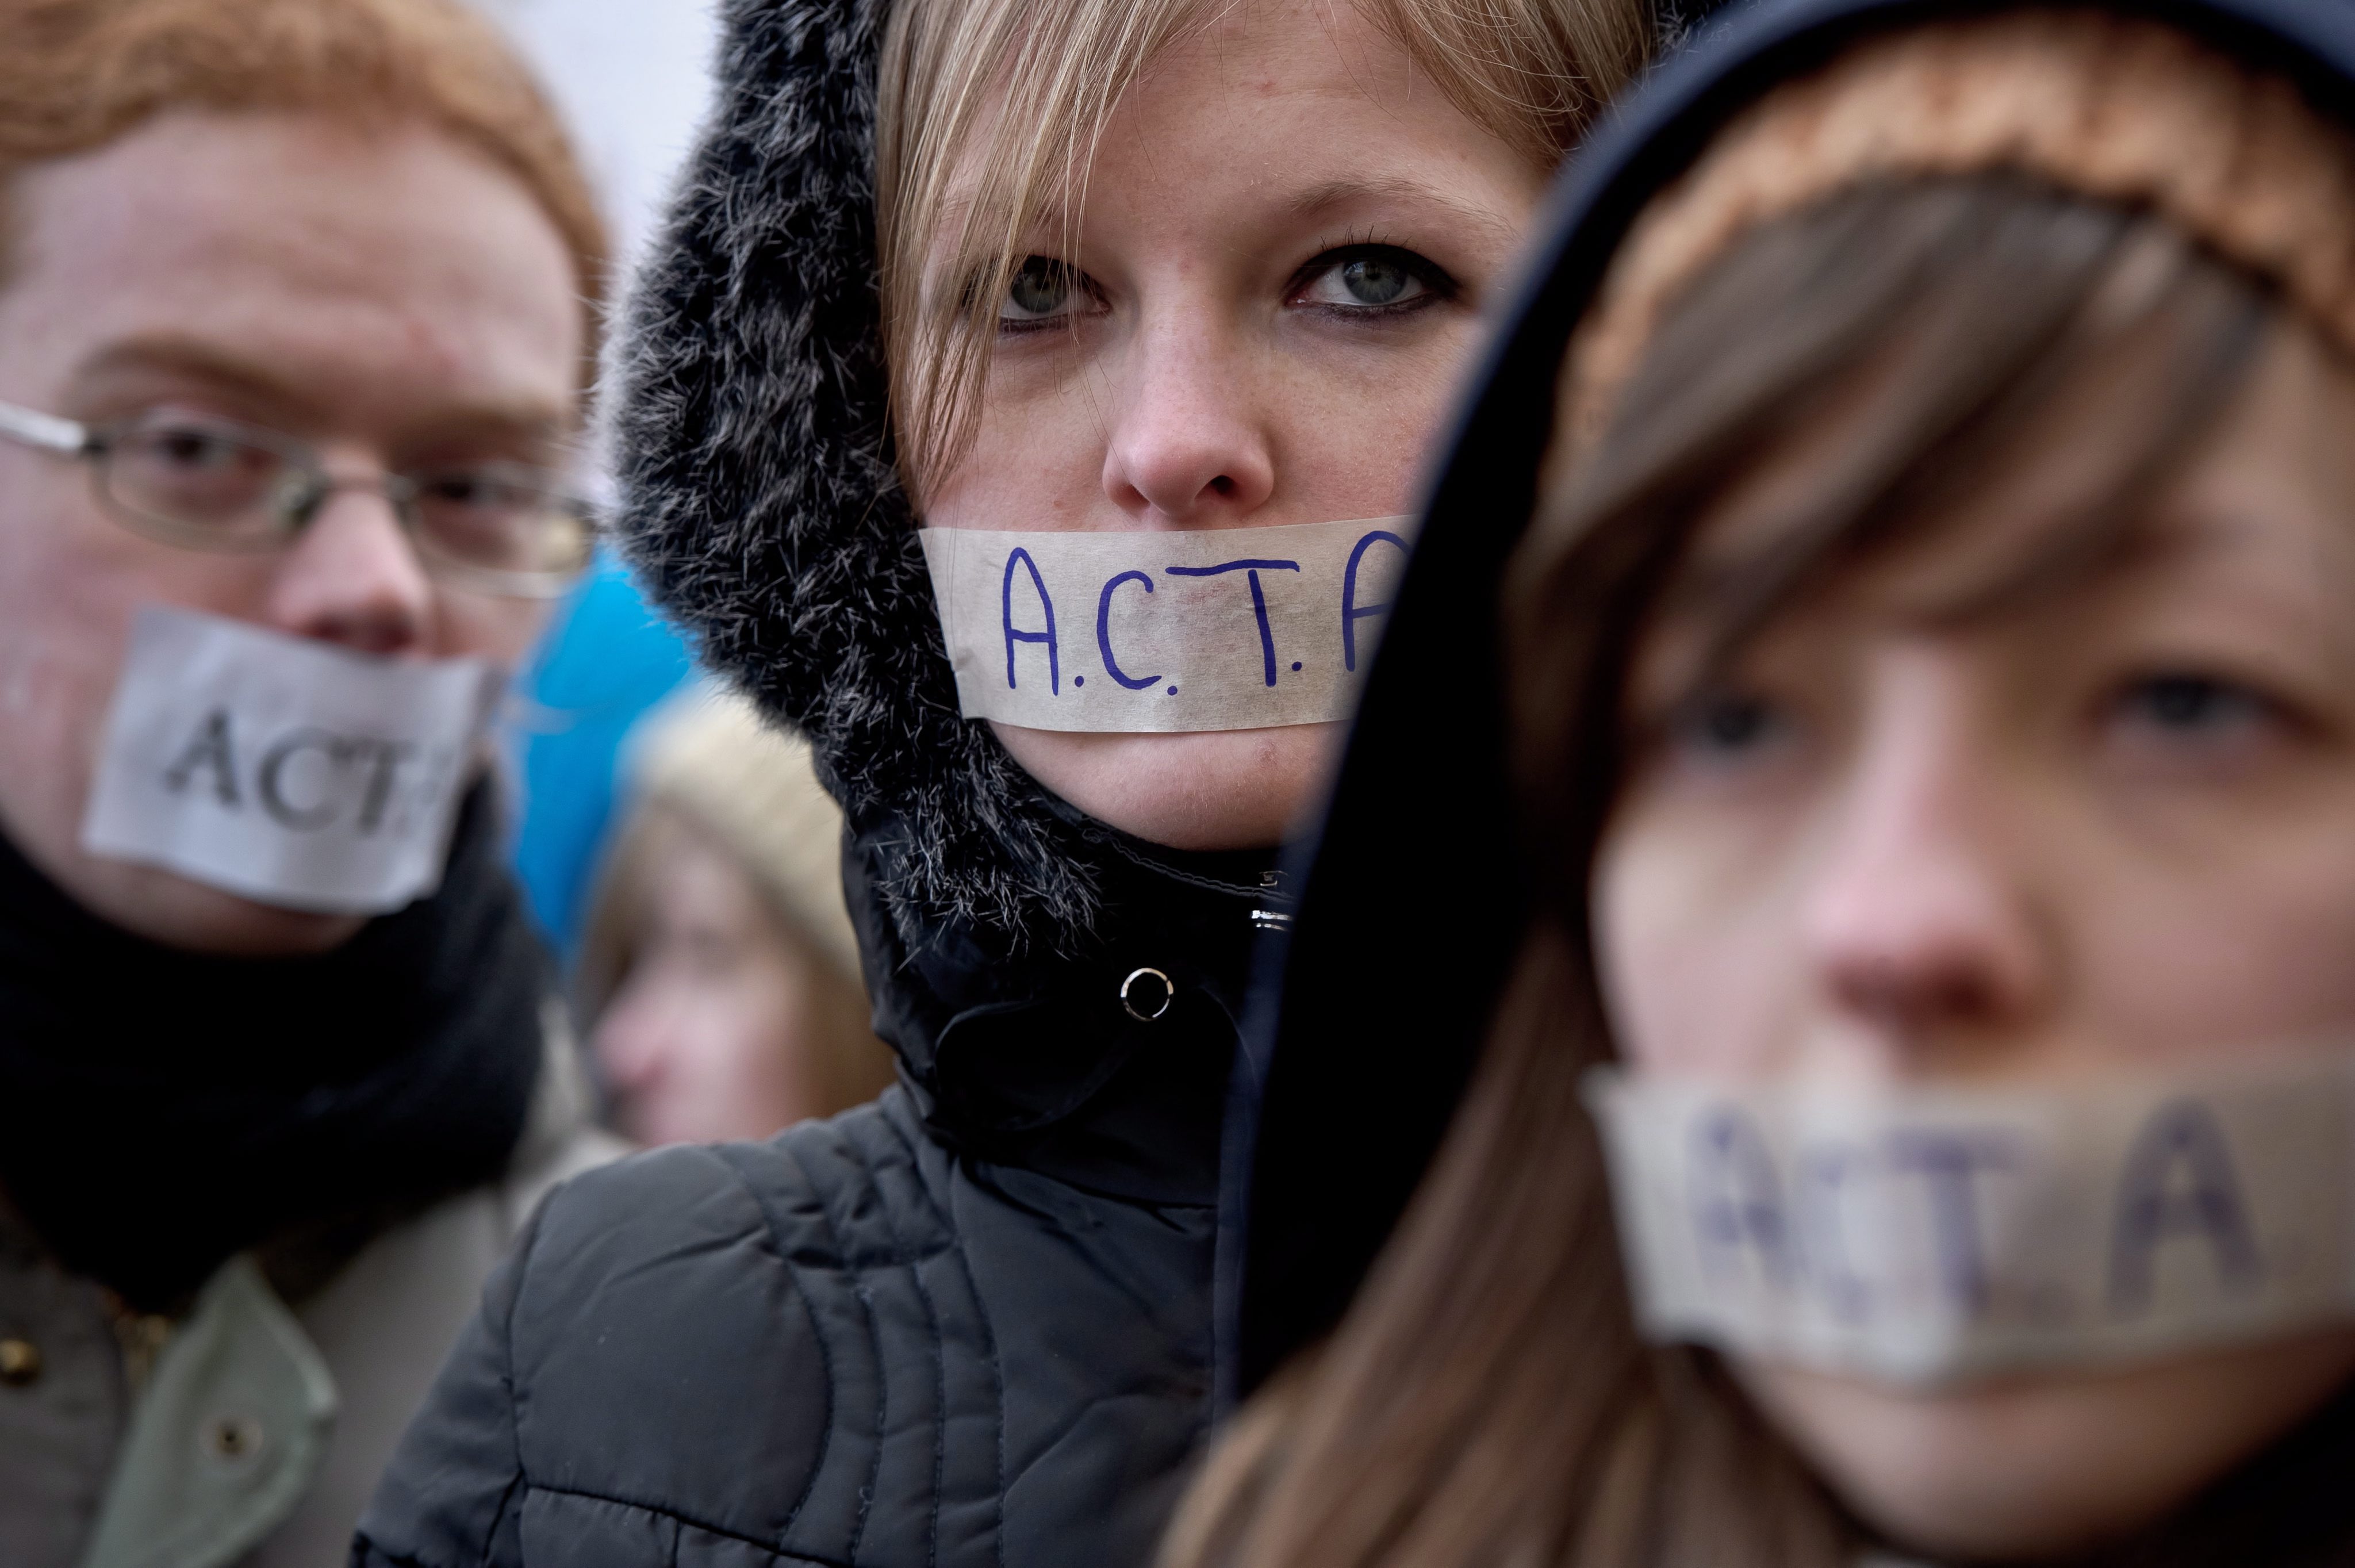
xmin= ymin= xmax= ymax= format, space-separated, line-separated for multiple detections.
xmin=875 ymin=0 xmax=1658 ymax=498
xmin=0 ymin=0 xmax=607 ymax=357
xmin=578 ymin=690 xmax=897 ymax=1121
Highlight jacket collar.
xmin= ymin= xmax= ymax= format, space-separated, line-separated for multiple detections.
xmin=846 ymin=804 xmax=1290 ymax=1206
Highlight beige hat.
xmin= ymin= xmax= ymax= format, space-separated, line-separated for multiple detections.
xmin=622 ymin=685 xmax=862 ymax=980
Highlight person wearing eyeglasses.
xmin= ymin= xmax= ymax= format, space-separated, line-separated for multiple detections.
xmin=0 ymin=3 xmax=622 ymax=1565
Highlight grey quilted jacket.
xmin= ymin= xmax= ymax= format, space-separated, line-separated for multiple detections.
xmin=352 ymin=807 xmax=1284 ymax=1565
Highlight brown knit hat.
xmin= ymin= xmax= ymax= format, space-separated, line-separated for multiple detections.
xmin=1562 ymin=8 xmax=2355 ymax=461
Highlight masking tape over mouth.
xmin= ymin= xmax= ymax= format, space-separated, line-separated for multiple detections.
xmin=920 ymin=516 xmax=1417 ymax=733
xmin=1586 ymin=1055 xmax=2355 ymax=1387
xmin=80 ymin=604 xmax=499 ymax=915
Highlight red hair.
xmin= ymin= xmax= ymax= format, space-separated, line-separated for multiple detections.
xmin=0 ymin=0 xmax=607 ymax=340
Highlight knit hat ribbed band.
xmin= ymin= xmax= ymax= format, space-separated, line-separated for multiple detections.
xmin=1564 ymin=9 xmax=2355 ymax=457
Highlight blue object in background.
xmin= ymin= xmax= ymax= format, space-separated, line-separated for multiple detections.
xmin=507 ymin=551 xmax=696 ymax=963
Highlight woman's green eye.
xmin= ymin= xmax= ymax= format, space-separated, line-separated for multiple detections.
xmin=1003 ymin=258 xmax=1075 ymax=321
xmin=1292 ymin=245 xmax=1449 ymax=314
xmin=1338 ymin=256 xmax=1412 ymax=306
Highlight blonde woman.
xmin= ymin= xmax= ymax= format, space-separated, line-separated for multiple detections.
xmin=1173 ymin=1 xmax=2355 ymax=1565
xmin=358 ymin=0 xmax=1666 ymax=1563
xmin=580 ymin=689 xmax=896 ymax=1145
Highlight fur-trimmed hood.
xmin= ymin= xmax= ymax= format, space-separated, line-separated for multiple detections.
xmin=611 ymin=0 xmax=1106 ymax=953
xmin=610 ymin=0 xmax=1738 ymax=958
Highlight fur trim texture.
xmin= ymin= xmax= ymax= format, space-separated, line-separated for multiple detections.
xmin=609 ymin=0 xmax=1723 ymax=949
xmin=609 ymin=0 xmax=1104 ymax=950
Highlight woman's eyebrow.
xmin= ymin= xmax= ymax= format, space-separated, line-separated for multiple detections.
xmin=1665 ymin=507 xmax=2238 ymax=657
xmin=1282 ymin=176 xmax=1518 ymax=246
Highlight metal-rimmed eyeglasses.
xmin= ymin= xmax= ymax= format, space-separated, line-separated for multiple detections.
xmin=0 ymin=400 xmax=600 ymax=598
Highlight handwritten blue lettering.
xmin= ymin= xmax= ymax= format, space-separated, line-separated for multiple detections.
xmin=2109 ymin=1100 xmax=2261 ymax=1314
xmin=1341 ymin=530 xmax=1410 ymax=673
xmin=1688 ymin=1109 xmax=1791 ymax=1287
xmin=1793 ymin=1147 xmax=1872 ymax=1322
xmin=1888 ymin=1130 xmax=2016 ymax=1314
xmin=1095 ymin=570 xmax=1161 ymax=691
xmin=1001 ymin=548 xmax=1059 ymax=693
xmin=1165 ymin=558 xmax=1301 ymax=687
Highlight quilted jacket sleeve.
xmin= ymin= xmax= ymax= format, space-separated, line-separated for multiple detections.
xmin=349 ymin=1138 xmax=856 ymax=1565
xmin=347 ymin=1203 xmax=541 ymax=1568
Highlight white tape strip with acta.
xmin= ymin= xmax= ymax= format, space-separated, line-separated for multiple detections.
xmin=1586 ymin=1055 xmax=2355 ymax=1387
xmin=80 ymin=604 xmax=498 ymax=915
xmin=921 ymin=516 xmax=1417 ymax=733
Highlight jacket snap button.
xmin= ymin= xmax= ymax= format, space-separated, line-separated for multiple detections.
xmin=1120 ymin=967 xmax=1173 ymax=1022
xmin=202 ymin=1413 xmax=265 ymax=1465
xmin=0 ymin=1338 xmax=40 ymax=1386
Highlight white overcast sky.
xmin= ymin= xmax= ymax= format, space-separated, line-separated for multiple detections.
xmin=473 ymin=0 xmax=724 ymax=271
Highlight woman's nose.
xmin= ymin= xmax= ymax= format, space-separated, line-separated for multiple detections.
xmin=1099 ymin=322 xmax=1275 ymax=524
xmin=1801 ymin=661 xmax=2051 ymax=1044
xmin=592 ymin=977 xmax=676 ymax=1092
xmin=262 ymin=484 xmax=434 ymax=655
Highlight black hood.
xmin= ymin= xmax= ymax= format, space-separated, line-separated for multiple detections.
xmin=1228 ymin=0 xmax=2355 ymax=1398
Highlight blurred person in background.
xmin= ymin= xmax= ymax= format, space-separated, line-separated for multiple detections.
xmin=0 ymin=2 xmax=622 ymax=1563
xmin=355 ymin=0 xmax=1676 ymax=1561
xmin=1178 ymin=2 xmax=2355 ymax=1567
xmin=578 ymin=687 xmax=895 ymax=1145
xmin=481 ymin=0 xmax=713 ymax=968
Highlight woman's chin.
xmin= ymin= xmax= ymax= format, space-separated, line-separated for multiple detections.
xmin=1732 ymin=1329 xmax=2355 ymax=1562
xmin=989 ymin=719 xmax=1343 ymax=852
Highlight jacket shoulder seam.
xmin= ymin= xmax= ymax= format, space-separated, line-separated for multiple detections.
xmin=855 ymin=1110 xmax=950 ymax=1568
xmin=517 ymin=1478 xmax=851 ymax=1567
xmin=710 ymin=1138 xmax=854 ymax=1543
xmin=485 ymin=1195 xmax=554 ymax=1566
xmin=869 ymin=1110 xmax=1006 ymax=1568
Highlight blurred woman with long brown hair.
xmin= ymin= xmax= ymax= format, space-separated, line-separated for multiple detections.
xmin=1179 ymin=2 xmax=2355 ymax=1564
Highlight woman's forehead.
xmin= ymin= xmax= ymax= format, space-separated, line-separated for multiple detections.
xmin=923 ymin=3 xmax=1532 ymax=252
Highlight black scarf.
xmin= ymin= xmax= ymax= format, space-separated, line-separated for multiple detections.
xmin=0 ymin=783 xmax=546 ymax=1310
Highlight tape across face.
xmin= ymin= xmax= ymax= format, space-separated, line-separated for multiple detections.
xmin=80 ymin=605 xmax=500 ymax=915
xmin=920 ymin=516 xmax=1418 ymax=733
xmin=1586 ymin=1055 xmax=2355 ymax=1387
